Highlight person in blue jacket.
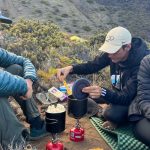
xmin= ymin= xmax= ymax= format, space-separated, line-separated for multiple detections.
xmin=57 ymin=26 xmax=150 ymax=130
xmin=0 ymin=13 xmax=48 ymax=149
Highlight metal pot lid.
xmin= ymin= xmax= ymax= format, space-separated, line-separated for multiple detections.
xmin=72 ymin=78 xmax=90 ymax=100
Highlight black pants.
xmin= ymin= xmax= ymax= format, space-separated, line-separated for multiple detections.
xmin=133 ymin=118 xmax=150 ymax=147
xmin=95 ymin=97 xmax=128 ymax=124
xmin=102 ymin=104 xmax=128 ymax=124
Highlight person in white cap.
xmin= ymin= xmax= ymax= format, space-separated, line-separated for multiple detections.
xmin=57 ymin=26 xmax=150 ymax=129
xmin=0 ymin=13 xmax=49 ymax=149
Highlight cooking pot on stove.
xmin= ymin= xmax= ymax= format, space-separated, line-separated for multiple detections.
xmin=45 ymin=104 xmax=66 ymax=133
xmin=68 ymin=95 xmax=87 ymax=119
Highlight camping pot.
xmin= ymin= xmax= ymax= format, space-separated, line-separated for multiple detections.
xmin=45 ymin=104 xmax=66 ymax=133
xmin=68 ymin=95 xmax=87 ymax=119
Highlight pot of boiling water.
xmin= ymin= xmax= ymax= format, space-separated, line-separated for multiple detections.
xmin=45 ymin=104 xmax=66 ymax=133
xmin=68 ymin=95 xmax=87 ymax=119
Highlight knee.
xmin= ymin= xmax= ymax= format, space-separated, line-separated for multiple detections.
xmin=103 ymin=107 xmax=126 ymax=124
xmin=87 ymin=98 xmax=99 ymax=116
xmin=6 ymin=64 xmax=23 ymax=76
xmin=103 ymin=107 xmax=111 ymax=120
xmin=133 ymin=121 xmax=150 ymax=147
xmin=102 ymin=107 xmax=116 ymax=122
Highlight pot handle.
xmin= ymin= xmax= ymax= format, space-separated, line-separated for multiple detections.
xmin=46 ymin=118 xmax=58 ymax=124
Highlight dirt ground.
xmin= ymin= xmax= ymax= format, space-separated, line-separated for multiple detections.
xmin=10 ymin=94 xmax=111 ymax=150
xmin=28 ymin=102 xmax=111 ymax=150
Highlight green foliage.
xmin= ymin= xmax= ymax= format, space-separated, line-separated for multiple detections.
xmin=1 ymin=19 xmax=112 ymax=87
xmin=89 ymin=32 xmax=106 ymax=50
xmin=1 ymin=19 xmax=91 ymax=85
xmin=64 ymin=27 xmax=72 ymax=33
xmin=61 ymin=14 xmax=69 ymax=18
xmin=98 ymin=67 xmax=111 ymax=88
xmin=34 ymin=9 xmax=42 ymax=14
xmin=1 ymin=19 xmax=67 ymax=71
xmin=99 ymin=7 xmax=106 ymax=11
xmin=86 ymin=0 xmax=94 ymax=4
xmin=40 ymin=0 xmax=50 ymax=5
xmin=21 ymin=0 xmax=27 ymax=4
xmin=82 ymin=26 xmax=92 ymax=32
xmin=88 ymin=32 xmax=111 ymax=88
xmin=37 ymin=68 xmax=57 ymax=82
xmin=55 ymin=17 xmax=62 ymax=22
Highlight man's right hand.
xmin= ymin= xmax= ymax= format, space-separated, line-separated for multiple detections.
xmin=57 ymin=66 xmax=73 ymax=82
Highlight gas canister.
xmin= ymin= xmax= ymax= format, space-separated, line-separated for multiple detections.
xmin=46 ymin=141 xmax=64 ymax=150
xmin=70 ymin=127 xmax=84 ymax=142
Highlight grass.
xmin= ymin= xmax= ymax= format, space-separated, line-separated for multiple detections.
xmin=0 ymin=138 xmax=38 ymax=150
xmin=82 ymin=26 xmax=92 ymax=32
xmin=86 ymin=0 xmax=94 ymax=4
xmin=61 ymin=14 xmax=69 ymax=18
xmin=0 ymin=138 xmax=26 ymax=150
xmin=34 ymin=9 xmax=42 ymax=14
xmin=40 ymin=0 xmax=50 ymax=5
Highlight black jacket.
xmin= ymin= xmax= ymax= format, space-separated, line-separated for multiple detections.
xmin=129 ymin=55 xmax=150 ymax=121
xmin=72 ymin=38 xmax=149 ymax=106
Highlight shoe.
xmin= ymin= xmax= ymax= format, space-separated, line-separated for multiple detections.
xmin=94 ymin=106 xmax=103 ymax=117
xmin=102 ymin=121 xmax=117 ymax=130
xmin=88 ymin=105 xmax=104 ymax=118
xmin=87 ymin=98 xmax=100 ymax=117
xmin=22 ymin=129 xmax=30 ymax=141
xmin=29 ymin=122 xmax=50 ymax=141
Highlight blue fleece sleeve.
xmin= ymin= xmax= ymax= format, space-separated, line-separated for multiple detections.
xmin=0 ymin=48 xmax=37 ymax=82
xmin=0 ymin=70 xmax=27 ymax=97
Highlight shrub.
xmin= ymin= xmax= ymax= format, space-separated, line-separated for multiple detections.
xmin=86 ymin=0 xmax=94 ymax=4
xmin=40 ymin=0 xmax=49 ymax=5
xmin=61 ymin=14 xmax=69 ymax=18
xmin=1 ymin=19 xmax=92 ymax=86
xmin=82 ymin=26 xmax=92 ymax=32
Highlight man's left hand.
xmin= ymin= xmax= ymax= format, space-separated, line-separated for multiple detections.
xmin=20 ymin=79 xmax=33 ymax=100
xmin=82 ymin=85 xmax=101 ymax=99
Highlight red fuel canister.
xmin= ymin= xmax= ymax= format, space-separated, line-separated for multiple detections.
xmin=70 ymin=127 xmax=84 ymax=142
xmin=46 ymin=141 xmax=64 ymax=150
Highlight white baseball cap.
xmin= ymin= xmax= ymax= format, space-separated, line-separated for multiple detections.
xmin=99 ymin=26 xmax=132 ymax=54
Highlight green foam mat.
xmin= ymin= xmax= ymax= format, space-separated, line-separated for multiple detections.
xmin=90 ymin=117 xmax=150 ymax=150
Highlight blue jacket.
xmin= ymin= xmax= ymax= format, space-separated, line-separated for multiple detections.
xmin=0 ymin=48 xmax=37 ymax=97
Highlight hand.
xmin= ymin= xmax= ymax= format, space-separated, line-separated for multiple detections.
xmin=82 ymin=85 xmax=101 ymax=99
xmin=20 ymin=79 xmax=33 ymax=100
xmin=56 ymin=66 xmax=73 ymax=82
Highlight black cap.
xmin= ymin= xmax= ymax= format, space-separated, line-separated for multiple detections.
xmin=0 ymin=11 xmax=12 ymax=24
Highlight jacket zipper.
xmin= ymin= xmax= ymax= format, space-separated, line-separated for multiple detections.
xmin=115 ymin=64 xmax=122 ymax=90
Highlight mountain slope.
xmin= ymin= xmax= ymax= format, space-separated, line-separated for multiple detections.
xmin=1 ymin=0 xmax=150 ymax=41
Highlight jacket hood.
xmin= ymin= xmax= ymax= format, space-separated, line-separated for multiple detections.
xmin=119 ymin=37 xmax=148 ymax=68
